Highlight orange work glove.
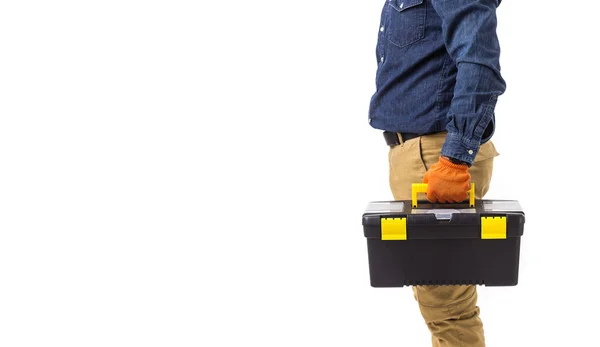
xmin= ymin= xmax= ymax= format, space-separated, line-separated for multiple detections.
xmin=423 ymin=156 xmax=471 ymax=203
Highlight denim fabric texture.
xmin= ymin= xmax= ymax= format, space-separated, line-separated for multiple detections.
xmin=368 ymin=0 xmax=506 ymax=165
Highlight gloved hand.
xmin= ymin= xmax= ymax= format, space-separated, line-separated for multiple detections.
xmin=423 ymin=156 xmax=471 ymax=203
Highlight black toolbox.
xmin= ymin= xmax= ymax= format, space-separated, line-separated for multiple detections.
xmin=362 ymin=184 xmax=525 ymax=287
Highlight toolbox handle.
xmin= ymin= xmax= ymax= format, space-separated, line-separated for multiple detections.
xmin=411 ymin=183 xmax=475 ymax=208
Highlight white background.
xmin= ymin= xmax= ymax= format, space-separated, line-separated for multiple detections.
xmin=1 ymin=1 xmax=599 ymax=346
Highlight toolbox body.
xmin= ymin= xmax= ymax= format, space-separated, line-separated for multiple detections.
xmin=362 ymin=197 xmax=525 ymax=287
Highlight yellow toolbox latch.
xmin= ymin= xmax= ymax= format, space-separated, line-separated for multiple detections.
xmin=481 ymin=216 xmax=507 ymax=239
xmin=381 ymin=217 xmax=407 ymax=240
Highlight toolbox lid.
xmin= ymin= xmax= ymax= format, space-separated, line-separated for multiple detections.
xmin=482 ymin=200 xmax=523 ymax=212
xmin=364 ymin=201 xmax=406 ymax=214
xmin=362 ymin=200 xmax=525 ymax=240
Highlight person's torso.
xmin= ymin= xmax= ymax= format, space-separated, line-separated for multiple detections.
xmin=369 ymin=0 xmax=455 ymax=134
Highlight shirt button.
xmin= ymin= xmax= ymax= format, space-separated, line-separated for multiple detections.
xmin=380 ymin=26 xmax=385 ymax=32
xmin=468 ymin=150 xmax=474 ymax=155
xmin=380 ymin=56 xmax=384 ymax=62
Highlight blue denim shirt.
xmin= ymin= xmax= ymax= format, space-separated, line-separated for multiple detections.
xmin=368 ymin=0 xmax=506 ymax=165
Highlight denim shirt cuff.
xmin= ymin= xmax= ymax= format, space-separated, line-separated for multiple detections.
xmin=440 ymin=133 xmax=481 ymax=166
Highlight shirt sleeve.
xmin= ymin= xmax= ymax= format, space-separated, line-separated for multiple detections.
xmin=431 ymin=0 xmax=507 ymax=165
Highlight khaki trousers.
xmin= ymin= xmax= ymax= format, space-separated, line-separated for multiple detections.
xmin=387 ymin=131 xmax=499 ymax=347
